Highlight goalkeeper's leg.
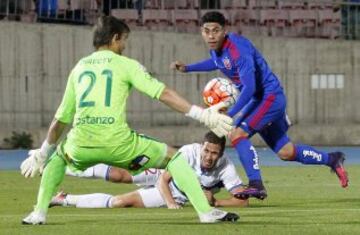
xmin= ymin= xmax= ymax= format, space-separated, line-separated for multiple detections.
xmin=165 ymin=150 xmax=239 ymax=222
xmin=35 ymin=154 xmax=66 ymax=212
xmin=22 ymin=154 xmax=66 ymax=225
xmin=166 ymin=151 xmax=212 ymax=214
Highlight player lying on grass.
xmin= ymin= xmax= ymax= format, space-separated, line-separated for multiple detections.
xmin=171 ymin=11 xmax=349 ymax=200
xmin=51 ymin=132 xmax=249 ymax=209
xmin=20 ymin=16 xmax=237 ymax=225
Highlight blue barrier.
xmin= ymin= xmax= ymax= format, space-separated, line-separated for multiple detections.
xmin=1 ymin=147 xmax=359 ymax=170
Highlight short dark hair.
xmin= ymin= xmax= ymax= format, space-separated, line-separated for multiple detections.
xmin=203 ymin=131 xmax=226 ymax=156
xmin=93 ymin=16 xmax=130 ymax=49
xmin=201 ymin=11 xmax=226 ymax=27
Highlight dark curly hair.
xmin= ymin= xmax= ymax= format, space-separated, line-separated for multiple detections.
xmin=201 ymin=11 xmax=226 ymax=27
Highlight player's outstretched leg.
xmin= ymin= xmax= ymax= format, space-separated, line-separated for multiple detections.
xmin=283 ymin=144 xmax=349 ymax=188
xmin=22 ymin=154 xmax=66 ymax=225
xmin=166 ymin=152 xmax=239 ymax=223
xmin=328 ymin=152 xmax=349 ymax=188
xmin=50 ymin=192 xmax=113 ymax=208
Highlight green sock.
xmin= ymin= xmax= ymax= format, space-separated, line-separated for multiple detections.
xmin=35 ymin=154 xmax=66 ymax=213
xmin=166 ymin=152 xmax=212 ymax=214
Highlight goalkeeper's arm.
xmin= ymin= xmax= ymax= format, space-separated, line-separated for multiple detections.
xmin=46 ymin=118 xmax=68 ymax=145
xmin=159 ymin=87 xmax=233 ymax=137
xmin=20 ymin=119 xmax=68 ymax=178
xmin=40 ymin=118 xmax=68 ymax=155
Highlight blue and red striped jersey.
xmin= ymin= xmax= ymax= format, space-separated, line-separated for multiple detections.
xmin=186 ymin=33 xmax=284 ymax=117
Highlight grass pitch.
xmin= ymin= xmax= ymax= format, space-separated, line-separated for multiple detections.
xmin=1 ymin=166 xmax=360 ymax=235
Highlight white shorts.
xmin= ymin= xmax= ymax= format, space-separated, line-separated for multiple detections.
xmin=137 ymin=186 xmax=186 ymax=208
xmin=137 ymin=186 xmax=166 ymax=208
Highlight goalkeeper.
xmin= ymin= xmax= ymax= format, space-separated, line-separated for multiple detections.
xmin=20 ymin=16 xmax=237 ymax=225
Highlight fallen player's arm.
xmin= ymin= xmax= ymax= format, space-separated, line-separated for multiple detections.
xmin=214 ymin=196 xmax=249 ymax=207
xmin=203 ymin=189 xmax=216 ymax=206
xmin=158 ymin=171 xmax=182 ymax=209
xmin=214 ymin=187 xmax=249 ymax=207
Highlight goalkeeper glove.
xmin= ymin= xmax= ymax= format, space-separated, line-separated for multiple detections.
xmin=20 ymin=140 xmax=56 ymax=178
xmin=186 ymin=102 xmax=233 ymax=137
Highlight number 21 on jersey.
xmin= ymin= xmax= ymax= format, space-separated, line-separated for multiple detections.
xmin=78 ymin=69 xmax=112 ymax=108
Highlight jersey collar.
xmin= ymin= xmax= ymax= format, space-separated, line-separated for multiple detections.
xmin=221 ymin=34 xmax=231 ymax=51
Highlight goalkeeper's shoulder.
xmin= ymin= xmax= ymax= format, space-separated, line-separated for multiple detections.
xmin=113 ymin=56 xmax=150 ymax=76
xmin=114 ymin=54 xmax=138 ymax=67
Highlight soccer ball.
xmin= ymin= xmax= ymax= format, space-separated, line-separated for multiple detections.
xmin=202 ymin=77 xmax=239 ymax=107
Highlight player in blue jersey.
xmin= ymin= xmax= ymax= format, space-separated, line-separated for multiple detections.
xmin=171 ymin=11 xmax=349 ymax=200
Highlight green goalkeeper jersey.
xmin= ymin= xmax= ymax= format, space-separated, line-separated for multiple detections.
xmin=55 ymin=50 xmax=165 ymax=146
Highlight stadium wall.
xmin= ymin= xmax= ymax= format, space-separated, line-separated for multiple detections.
xmin=0 ymin=21 xmax=359 ymax=147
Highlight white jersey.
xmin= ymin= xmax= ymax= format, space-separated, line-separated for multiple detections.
xmin=169 ymin=143 xmax=243 ymax=203
xmin=137 ymin=143 xmax=243 ymax=206
xmin=180 ymin=143 xmax=242 ymax=191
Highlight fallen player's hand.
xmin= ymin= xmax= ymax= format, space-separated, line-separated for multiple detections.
xmin=167 ymin=202 xmax=182 ymax=209
xmin=20 ymin=149 xmax=47 ymax=178
xmin=170 ymin=61 xmax=186 ymax=72
xmin=186 ymin=102 xmax=233 ymax=137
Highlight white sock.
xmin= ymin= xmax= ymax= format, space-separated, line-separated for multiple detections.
xmin=92 ymin=164 xmax=110 ymax=179
xmin=65 ymin=164 xmax=110 ymax=179
xmin=132 ymin=168 xmax=163 ymax=186
xmin=66 ymin=193 xmax=113 ymax=208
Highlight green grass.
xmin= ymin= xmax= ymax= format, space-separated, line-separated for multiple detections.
xmin=1 ymin=166 xmax=360 ymax=235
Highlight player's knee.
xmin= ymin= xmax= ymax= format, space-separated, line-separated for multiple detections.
xmin=229 ymin=127 xmax=249 ymax=144
xmin=110 ymin=196 xmax=126 ymax=208
xmin=277 ymin=143 xmax=296 ymax=161
xmin=167 ymin=146 xmax=177 ymax=157
xmin=164 ymin=146 xmax=178 ymax=164
xmin=108 ymin=167 xmax=125 ymax=183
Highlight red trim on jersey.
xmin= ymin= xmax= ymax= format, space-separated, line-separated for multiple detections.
xmin=231 ymin=136 xmax=247 ymax=147
xmin=249 ymin=94 xmax=276 ymax=129
xmin=292 ymin=145 xmax=297 ymax=158
xmin=221 ymin=35 xmax=241 ymax=88
xmin=232 ymin=75 xmax=241 ymax=85
xmin=228 ymin=42 xmax=240 ymax=60
xmin=221 ymin=36 xmax=240 ymax=60
xmin=221 ymin=36 xmax=231 ymax=50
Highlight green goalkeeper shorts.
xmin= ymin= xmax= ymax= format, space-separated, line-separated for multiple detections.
xmin=56 ymin=131 xmax=168 ymax=175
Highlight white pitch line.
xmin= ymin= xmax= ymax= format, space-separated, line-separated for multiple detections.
xmin=2 ymin=208 xmax=360 ymax=218
xmin=240 ymin=208 xmax=360 ymax=214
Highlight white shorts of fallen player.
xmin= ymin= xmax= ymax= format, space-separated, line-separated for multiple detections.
xmin=137 ymin=185 xmax=186 ymax=208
